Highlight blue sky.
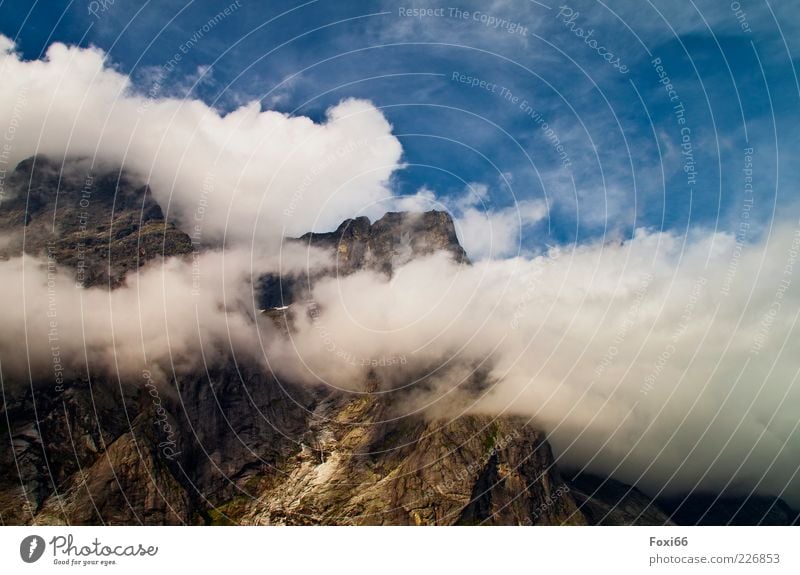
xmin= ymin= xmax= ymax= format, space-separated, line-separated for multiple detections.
xmin=2 ymin=0 xmax=798 ymax=249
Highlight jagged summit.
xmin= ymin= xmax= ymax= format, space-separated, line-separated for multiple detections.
xmin=298 ymin=210 xmax=468 ymax=275
xmin=0 ymin=156 xmax=191 ymax=287
xmin=259 ymin=210 xmax=468 ymax=309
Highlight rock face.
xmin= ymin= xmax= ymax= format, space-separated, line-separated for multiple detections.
xmin=228 ymin=397 xmax=586 ymax=526
xmin=567 ymin=474 xmax=677 ymax=526
xmin=0 ymin=156 xmax=192 ymax=287
xmin=260 ymin=211 xmax=468 ymax=308
xmin=655 ymin=494 xmax=800 ymax=526
xmin=299 ymin=211 xmax=468 ymax=275
xmin=0 ymin=157 xmax=795 ymax=526
xmin=0 ymin=367 xmax=591 ymax=526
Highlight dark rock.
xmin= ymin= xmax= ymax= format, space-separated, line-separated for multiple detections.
xmin=567 ymin=473 xmax=674 ymax=525
xmin=656 ymin=493 xmax=800 ymax=526
xmin=298 ymin=210 xmax=468 ymax=275
xmin=258 ymin=210 xmax=468 ymax=309
xmin=0 ymin=156 xmax=192 ymax=287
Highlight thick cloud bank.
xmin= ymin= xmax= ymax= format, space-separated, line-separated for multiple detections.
xmin=0 ymin=249 xmax=258 ymax=385
xmin=0 ymin=36 xmax=402 ymax=244
xmin=271 ymin=223 xmax=800 ymax=502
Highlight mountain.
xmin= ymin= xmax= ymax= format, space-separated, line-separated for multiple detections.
xmin=259 ymin=210 xmax=468 ymax=309
xmin=655 ymin=493 xmax=800 ymax=526
xmin=0 ymin=156 xmax=192 ymax=287
xmin=299 ymin=210 xmax=469 ymax=273
xmin=0 ymin=157 xmax=796 ymax=526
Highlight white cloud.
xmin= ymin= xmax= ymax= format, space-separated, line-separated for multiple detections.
xmin=358 ymin=182 xmax=548 ymax=260
xmin=454 ymin=199 xmax=547 ymax=259
xmin=270 ymin=221 xmax=800 ymax=503
xmin=0 ymin=36 xmax=403 ymax=245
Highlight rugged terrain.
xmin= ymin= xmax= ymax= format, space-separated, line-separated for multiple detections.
xmin=1 ymin=157 xmax=796 ymax=526
xmin=259 ymin=210 xmax=468 ymax=308
xmin=0 ymin=156 xmax=191 ymax=287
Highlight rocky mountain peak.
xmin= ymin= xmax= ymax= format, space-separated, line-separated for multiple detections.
xmin=260 ymin=210 xmax=469 ymax=309
xmin=0 ymin=156 xmax=192 ymax=287
xmin=297 ymin=209 xmax=468 ymax=275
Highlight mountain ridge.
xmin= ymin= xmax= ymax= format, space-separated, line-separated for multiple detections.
xmin=259 ymin=209 xmax=468 ymax=310
xmin=0 ymin=156 xmax=796 ymax=526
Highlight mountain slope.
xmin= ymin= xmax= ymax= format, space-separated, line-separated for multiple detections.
xmin=259 ymin=210 xmax=469 ymax=309
xmin=0 ymin=157 xmax=794 ymax=526
xmin=0 ymin=156 xmax=191 ymax=287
